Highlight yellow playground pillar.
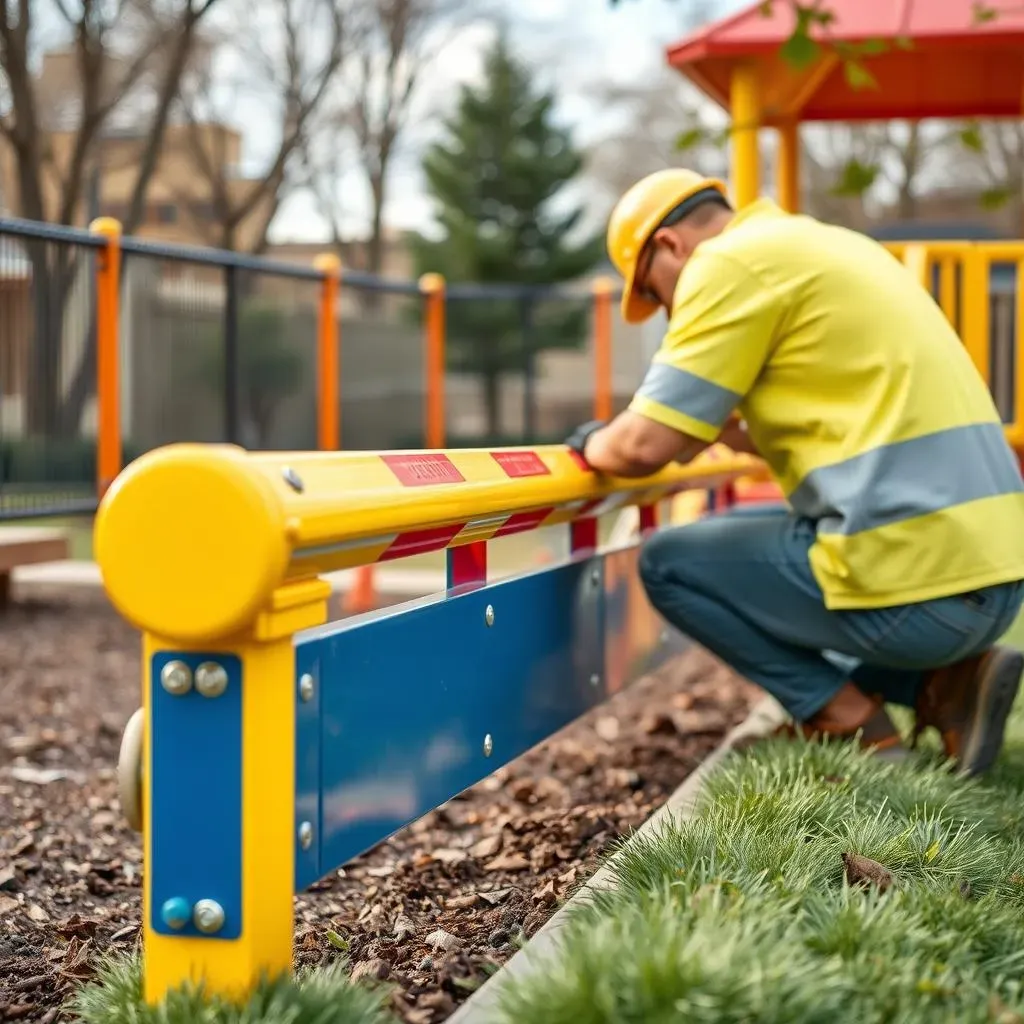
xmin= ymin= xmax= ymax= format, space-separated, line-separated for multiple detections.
xmin=729 ymin=62 xmax=761 ymax=208
xmin=776 ymin=120 xmax=801 ymax=213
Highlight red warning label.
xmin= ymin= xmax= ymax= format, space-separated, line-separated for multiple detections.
xmin=382 ymin=453 xmax=465 ymax=487
xmin=491 ymin=451 xmax=550 ymax=478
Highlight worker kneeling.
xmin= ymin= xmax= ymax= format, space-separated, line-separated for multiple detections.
xmin=568 ymin=169 xmax=1024 ymax=776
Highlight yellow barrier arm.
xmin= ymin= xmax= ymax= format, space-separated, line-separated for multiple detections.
xmin=96 ymin=441 xmax=757 ymax=1005
xmin=96 ymin=443 xmax=759 ymax=647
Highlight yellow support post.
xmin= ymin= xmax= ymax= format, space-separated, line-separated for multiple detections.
xmin=729 ymin=63 xmax=761 ymax=208
xmin=961 ymin=247 xmax=991 ymax=389
xmin=1014 ymin=258 xmax=1024 ymax=450
xmin=97 ymin=452 xmax=331 ymax=1004
xmin=776 ymin=120 xmax=800 ymax=213
xmin=937 ymin=256 xmax=958 ymax=327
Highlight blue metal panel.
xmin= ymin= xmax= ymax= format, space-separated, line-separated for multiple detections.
xmin=294 ymin=556 xmax=608 ymax=891
xmin=150 ymin=652 xmax=243 ymax=939
xmin=294 ymin=648 xmax=321 ymax=890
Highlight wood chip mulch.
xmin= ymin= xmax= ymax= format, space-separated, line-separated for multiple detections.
xmin=0 ymin=583 xmax=756 ymax=1022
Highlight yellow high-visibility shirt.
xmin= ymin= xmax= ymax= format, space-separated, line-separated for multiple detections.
xmin=630 ymin=198 xmax=1024 ymax=609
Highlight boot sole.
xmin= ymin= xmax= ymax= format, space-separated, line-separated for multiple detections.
xmin=960 ymin=648 xmax=1024 ymax=776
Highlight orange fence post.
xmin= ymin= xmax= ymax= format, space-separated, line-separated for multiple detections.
xmin=592 ymin=276 xmax=615 ymax=421
xmin=420 ymin=273 xmax=446 ymax=449
xmin=314 ymin=253 xmax=342 ymax=451
xmin=91 ymin=217 xmax=122 ymax=497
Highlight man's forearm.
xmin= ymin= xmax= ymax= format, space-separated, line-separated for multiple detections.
xmin=583 ymin=414 xmax=705 ymax=477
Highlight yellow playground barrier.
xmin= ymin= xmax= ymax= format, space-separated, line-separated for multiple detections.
xmin=98 ymin=441 xmax=758 ymax=1002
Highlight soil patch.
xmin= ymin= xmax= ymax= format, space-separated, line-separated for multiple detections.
xmin=0 ymin=583 xmax=756 ymax=1022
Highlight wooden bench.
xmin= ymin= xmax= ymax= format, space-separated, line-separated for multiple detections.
xmin=0 ymin=528 xmax=70 ymax=607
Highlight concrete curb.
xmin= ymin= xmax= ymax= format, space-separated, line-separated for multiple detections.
xmin=447 ymin=695 xmax=787 ymax=1024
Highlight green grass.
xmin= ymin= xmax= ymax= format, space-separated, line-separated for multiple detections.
xmin=493 ymin=649 xmax=1024 ymax=1023
xmin=69 ymin=956 xmax=395 ymax=1024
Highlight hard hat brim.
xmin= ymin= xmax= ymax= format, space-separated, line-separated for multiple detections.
xmin=621 ymin=275 xmax=662 ymax=325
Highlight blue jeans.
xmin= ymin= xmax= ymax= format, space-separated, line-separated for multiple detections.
xmin=639 ymin=504 xmax=1024 ymax=721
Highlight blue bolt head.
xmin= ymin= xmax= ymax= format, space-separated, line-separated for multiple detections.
xmin=161 ymin=896 xmax=192 ymax=931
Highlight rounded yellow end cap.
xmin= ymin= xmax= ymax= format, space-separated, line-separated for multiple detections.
xmin=95 ymin=444 xmax=291 ymax=644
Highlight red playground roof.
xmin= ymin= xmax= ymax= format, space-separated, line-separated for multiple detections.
xmin=667 ymin=0 xmax=1024 ymax=123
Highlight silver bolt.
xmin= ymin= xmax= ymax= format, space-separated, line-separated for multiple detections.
xmin=299 ymin=821 xmax=314 ymax=850
xmin=590 ymin=673 xmax=601 ymax=687
xmin=484 ymin=605 xmax=495 ymax=627
xmin=483 ymin=733 xmax=494 ymax=757
xmin=299 ymin=673 xmax=315 ymax=703
xmin=660 ymin=629 xmax=671 ymax=645
xmin=282 ymin=466 xmax=304 ymax=493
xmin=193 ymin=899 xmax=225 ymax=935
xmin=160 ymin=660 xmax=192 ymax=696
xmin=590 ymin=568 xmax=600 ymax=585
xmin=194 ymin=661 xmax=228 ymax=698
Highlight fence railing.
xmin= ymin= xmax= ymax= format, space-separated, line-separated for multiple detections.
xmin=98 ymin=438 xmax=759 ymax=1003
xmin=0 ymin=217 xmax=621 ymax=520
xmin=889 ymin=240 xmax=1024 ymax=448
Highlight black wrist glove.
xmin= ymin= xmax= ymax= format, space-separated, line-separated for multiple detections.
xmin=564 ymin=419 xmax=607 ymax=461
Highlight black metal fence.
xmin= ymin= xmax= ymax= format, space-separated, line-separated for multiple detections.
xmin=0 ymin=216 xmax=623 ymax=523
xmin=0 ymin=219 xmax=105 ymax=520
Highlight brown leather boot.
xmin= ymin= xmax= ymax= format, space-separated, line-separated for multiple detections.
xmin=913 ymin=645 xmax=1023 ymax=776
xmin=738 ymin=683 xmax=907 ymax=759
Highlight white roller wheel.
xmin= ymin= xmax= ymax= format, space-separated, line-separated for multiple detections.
xmin=118 ymin=707 xmax=145 ymax=832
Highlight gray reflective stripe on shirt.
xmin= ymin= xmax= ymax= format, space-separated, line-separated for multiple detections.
xmin=790 ymin=422 xmax=1024 ymax=536
xmin=634 ymin=360 xmax=741 ymax=428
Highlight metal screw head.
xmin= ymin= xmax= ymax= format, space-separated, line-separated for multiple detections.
xmin=484 ymin=605 xmax=495 ymax=627
xmin=161 ymin=896 xmax=191 ymax=931
xmin=193 ymin=899 xmax=225 ymax=935
xmin=589 ymin=673 xmax=601 ymax=688
xmin=194 ymin=661 xmax=228 ymax=698
xmin=483 ymin=733 xmax=494 ymax=757
xmin=282 ymin=466 xmax=304 ymax=493
xmin=160 ymin=660 xmax=192 ymax=696
xmin=590 ymin=568 xmax=601 ymax=585
xmin=298 ymin=821 xmax=314 ymax=850
xmin=299 ymin=673 xmax=315 ymax=703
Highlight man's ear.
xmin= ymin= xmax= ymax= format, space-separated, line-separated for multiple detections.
xmin=652 ymin=226 xmax=692 ymax=259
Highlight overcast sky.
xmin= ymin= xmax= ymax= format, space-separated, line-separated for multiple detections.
xmin=271 ymin=0 xmax=749 ymax=242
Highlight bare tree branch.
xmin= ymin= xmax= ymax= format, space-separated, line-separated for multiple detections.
xmin=176 ymin=0 xmax=346 ymax=250
xmin=302 ymin=0 xmax=480 ymax=278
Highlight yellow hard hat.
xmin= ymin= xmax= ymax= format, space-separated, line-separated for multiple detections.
xmin=607 ymin=169 xmax=729 ymax=324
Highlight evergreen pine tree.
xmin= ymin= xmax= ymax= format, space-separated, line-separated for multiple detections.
xmin=412 ymin=33 xmax=604 ymax=438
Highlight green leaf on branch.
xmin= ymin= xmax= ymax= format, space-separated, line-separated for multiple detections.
xmin=830 ymin=158 xmax=879 ymax=197
xmin=972 ymin=1 xmax=999 ymax=22
xmin=758 ymin=0 xmax=774 ymax=15
xmin=959 ymin=123 xmax=985 ymax=152
xmin=854 ymin=38 xmax=888 ymax=55
xmin=980 ymin=187 xmax=1014 ymax=210
xmin=780 ymin=31 xmax=820 ymax=68
xmin=842 ymin=59 xmax=879 ymax=90
xmin=675 ymin=126 xmax=707 ymax=151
